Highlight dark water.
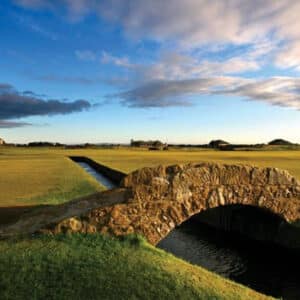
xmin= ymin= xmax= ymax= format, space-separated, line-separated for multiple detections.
xmin=76 ymin=162 xmax=117 ymax=189
xmin=157 ymin=220 xmax=300 ymax=300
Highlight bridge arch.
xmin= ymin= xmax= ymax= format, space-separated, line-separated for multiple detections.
xmin=49 ymin=163 xmax=300 ymax=246
xmin=3 ymin=163 xmax=300 ymax=248
xmin=90 ymin=163 xmax=300 ymax=244
xmin=179 ymin=203 xmax=290 ymax=245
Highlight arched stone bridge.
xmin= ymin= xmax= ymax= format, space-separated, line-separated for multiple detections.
xmin=2 ymin=163 xmax=300 ymax=246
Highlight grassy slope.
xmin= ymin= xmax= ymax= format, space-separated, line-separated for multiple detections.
xmin=0 ymin=147 xmax=103 ymax=206
xmin=0 ymin=234 xmax=273 ymax=300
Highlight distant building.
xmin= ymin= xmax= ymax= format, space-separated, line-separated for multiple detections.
xmin=0 ymin=138 xmax=5 ymax=145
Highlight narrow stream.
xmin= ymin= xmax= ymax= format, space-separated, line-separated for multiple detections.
xmin=74 ymin=161 xmax=300 ymax=300
xmin=76 ymin=162 xmax=117 ymax=189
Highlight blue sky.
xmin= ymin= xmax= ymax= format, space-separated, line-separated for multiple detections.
xmin=0 ymin=0 xmax=300 ymax=144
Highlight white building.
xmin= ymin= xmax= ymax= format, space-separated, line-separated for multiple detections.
xmin=0 ymin=138 xmax=5 ymax=145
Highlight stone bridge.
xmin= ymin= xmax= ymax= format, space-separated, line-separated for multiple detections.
xmin=2 ymin=163 xmax=300 ymax=247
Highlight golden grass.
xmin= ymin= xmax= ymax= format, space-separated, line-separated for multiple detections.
xmin=0 ymin=147 xmax=290 ymax=299
xmin=0 ymin=148 xmax=103 ymax=206
xmin=1 ymin=146 xmax=300 ymax=206
xmin=86 ymin=148 xmax=300 ymax=179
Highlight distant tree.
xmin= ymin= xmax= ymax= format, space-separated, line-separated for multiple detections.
xmin=28 ymin=142 xmax=55 ymax=147
xmin=130 ymin=139 xmax=165 ymax=147
xmin=268 ymin=139 xmax=293 ymax=146
xmin=208 ymin=139 xmax=230 ymax=149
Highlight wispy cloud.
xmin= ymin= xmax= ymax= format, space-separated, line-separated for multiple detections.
xmin=101 ymin=48 xmax=300 ymax=110
xmin=35 ymin=74 xmax=99 ymax=85
xmin=111 ymin=77 xmax=245 ymax=107
xmin=113 ymin=76 xmax=300 ymax=110
xmin=0 ymin=120 xmax=31 ymax=128
xmin=275 ymin=43 xmax=300 ymax=70
xmin=13 ymin=0 xmax=300 ymax=113
xmin=101 ymin=51 xmax=134 ymax=68
xmin=13 ymin=0 xmax=300 ymax=70
xmin=223 ymin=77 xmax=300 ymax=109
xmin=101 ymin=50 xmax=261 ymax=83
xmin=15 ymin=14 xmax=58 ymax=40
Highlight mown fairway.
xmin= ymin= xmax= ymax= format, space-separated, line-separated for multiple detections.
xmin=1 ymin=146 xmax=300 ymax=207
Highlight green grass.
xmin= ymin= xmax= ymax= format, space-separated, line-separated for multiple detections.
xmin=0 ymin=147 xmax=293 ymax=299
xmin=0 ymin=234 xmax=273 ymax=300
xmin=1 ymin=146 xmax=300 ymax=207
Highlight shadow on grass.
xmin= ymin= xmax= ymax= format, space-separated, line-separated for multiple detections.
xmin=0 ymin=205 xmax=51 ymax=227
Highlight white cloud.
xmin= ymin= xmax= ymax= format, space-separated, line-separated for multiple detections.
xmin=14 ymin=0 xmax=300 ymax=111
xmin=14 ymin=0 xmax=300 ymax=71
xmin=101 ymin=50 xmax=260 ymax=82
xmin=275 ymin=42 xmax=300 ymax=70
xmin=191 ymin=58 xmax=260 ymax=76
xmin=99 ymin=1 xmax=299 ymax=46
xmin=223 ymin=77 xmax=300 ymax=109
xmin=13 ymin=1 xmax=299 ymax=43
xmin=101 ymin=51 xmax=134 ymax=69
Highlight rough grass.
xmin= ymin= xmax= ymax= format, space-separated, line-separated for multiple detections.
xmin=0 ymin=148 xmax=103 ymax=206
xmin=1 ymin=146 xmax=300 ymax=206
xmin=0 ymin=234 xmax=273 ymax=300
xmin=85 ymin=148 xmax=300 ymax=179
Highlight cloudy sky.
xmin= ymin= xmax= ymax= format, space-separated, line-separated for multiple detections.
xmin=1 ymin=0 xmax=300 ymax=144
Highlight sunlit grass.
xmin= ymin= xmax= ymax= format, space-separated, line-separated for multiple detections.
xmin=0 ymin=148 xmax=103 ymax=206
xmin=0 ymin=234 xmax=273 ymax=300
xmin=1 ymin=146 xmax=300 ymax=207
xmin=86 ymin=148 xmax=300 ymax=179
xmin=0 ymin=147 xmax=293 ymax=299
